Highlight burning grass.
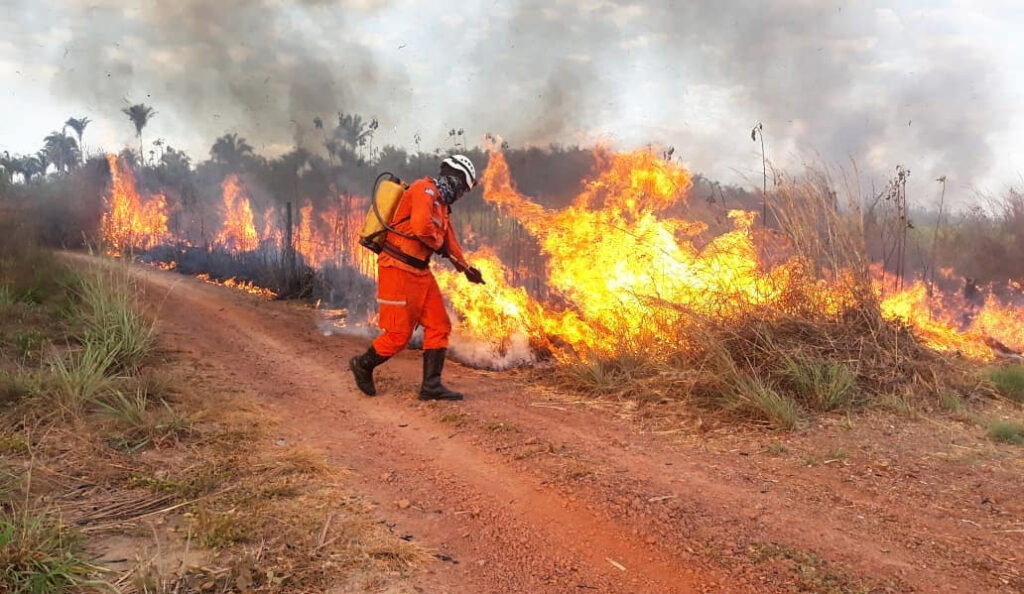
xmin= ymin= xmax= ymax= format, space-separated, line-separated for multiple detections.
xmin=504 ymin=155 xmax=1012 ymax=428
xmin=88 ymin=146 xmax=1024 ymax=429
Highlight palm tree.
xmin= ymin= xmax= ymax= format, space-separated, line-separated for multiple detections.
xmin=64 ymin=116 xmax=91 ymax=161
xmin=34 ymin=150 xmax=50 ymax=179
xmin=18 ymin=154 xmax=46 ymax=183
xmin=122 ymin=103 xmax=156 ymax=165
xmin=331 ymin=113 xmax=373 ymax=164
xmin=209 ymin=132 xmax=254 ymax=170
xmin=44 ymin=131 xmax=80 ymax=173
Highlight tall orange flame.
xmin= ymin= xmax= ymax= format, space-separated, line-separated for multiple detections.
xmin=100 ymin=154 xmax=171 ymax=254
xmin=213 ymin=174 xmax=259 ymax=252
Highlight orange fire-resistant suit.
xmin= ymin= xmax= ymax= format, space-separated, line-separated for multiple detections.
xmin=371 ymin=177 xmax=469 ymax=358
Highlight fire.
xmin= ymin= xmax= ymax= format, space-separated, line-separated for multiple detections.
xmin=293 ymin=195 xmax=377 ymax=276
xmin=879 ymin=282 xmax=995 ymax=360
xmin=100 ymin=154 xmax=171 ymax=254
xmin=442 ymin=149 xmax=828 ymax=359
xmin=970 ymin=295 xmax=1024 ymax=353
xmin=97 ymin=148 xmax=1023 ymax=362
xmin=213 ymin=174 xmax=259 ymax=252
xmin=262 ymin=206 xmax=283 ymax=248
xmin=440 ymin=148 xmax=1024 ymax=362
xmin=195 ymin=273 xmax=276 ymax=299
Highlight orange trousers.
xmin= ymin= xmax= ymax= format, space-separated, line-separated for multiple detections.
xmin=371 ymin=265 xmax=451 ymax=357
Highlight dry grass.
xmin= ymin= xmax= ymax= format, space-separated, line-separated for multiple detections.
xmin=550 ymin=167 xmax=992 ymax=430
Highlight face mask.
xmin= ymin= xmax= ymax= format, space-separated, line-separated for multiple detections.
xmin=434 ymin=174 xmax=465 ymax=205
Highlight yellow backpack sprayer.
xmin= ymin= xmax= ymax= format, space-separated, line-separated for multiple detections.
xmin=358 ymin=172 xmax=411 ymax=253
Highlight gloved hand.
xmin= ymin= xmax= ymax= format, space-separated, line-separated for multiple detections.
xmin=464 ymin=266 xmax=485 ymax=285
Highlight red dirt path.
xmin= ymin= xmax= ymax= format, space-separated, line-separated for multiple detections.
xmin=111 ymin=258 xmax=1022 ymax=593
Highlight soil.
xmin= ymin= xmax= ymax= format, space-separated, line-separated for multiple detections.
xmin=101 ymin=257 xmax=1023 ymax=593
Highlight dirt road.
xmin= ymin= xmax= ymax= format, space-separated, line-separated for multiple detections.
xmin=113 ymin=259 xmax=1022 ymax=593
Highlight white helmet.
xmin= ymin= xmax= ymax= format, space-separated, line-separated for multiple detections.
xmin=441 ymin=154 xmax=477 ymax=189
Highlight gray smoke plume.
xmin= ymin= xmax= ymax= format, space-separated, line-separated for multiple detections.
xmin=0 ymin=0 xmax=1009 ymax=192
xmin=2 ymin=0 xmax=407 ymax=152
xmin=459 ymin=0 xmax=1007 ymax=189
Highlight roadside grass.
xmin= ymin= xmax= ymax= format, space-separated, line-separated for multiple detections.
xmin=987 ymin=365 xmax=1024 ymax=403
xmin=0 ymin=502 xmax=98 ymax=594
xmin=94 ymin=388 xmax=192 ymax=452
xmin=1 ymin=231 xmax=425 ymax=591
xmin=44 ymin=343 xmax=119 ymax=411
xmin=77 ymin=267 xmax=156 ymax=374
xmin=777 ymin=354 xmax=858 ymax=412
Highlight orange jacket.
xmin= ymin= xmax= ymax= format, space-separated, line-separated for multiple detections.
xmin=379 ymin=177 xmax=468 ymax=275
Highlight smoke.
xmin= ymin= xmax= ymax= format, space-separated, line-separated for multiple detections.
xmin=448 ymin=331 xmax=536 ymax=370
xmin=458 ymin=0 xmax=1007 ymax=189
xmin=5 ymin=0 xmax=407 ymax=153
xmin=0 ymin=0 xmax=1010 ymax=192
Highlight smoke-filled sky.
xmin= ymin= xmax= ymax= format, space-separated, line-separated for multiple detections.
xmin=2 ymin=0 xmax=1023 ymax=205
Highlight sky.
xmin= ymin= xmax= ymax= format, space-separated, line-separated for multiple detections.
xmin=2 ymin=0 xmax=1024 ymax=207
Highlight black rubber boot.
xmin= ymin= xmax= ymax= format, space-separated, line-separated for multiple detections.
xmin=418 ymin=348 xmax=464 ymax=401
xmin=349 ymin=346 xmax=389 ymax=396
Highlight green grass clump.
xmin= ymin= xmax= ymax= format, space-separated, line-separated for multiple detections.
xmin=779 ymin=354 xmax=858 ymax=411
xmin=987 ymin=420 xmax=1024 ymax=445
xmin=558 ymin=351 xmax=652 ymax=396
xmin=878 ymin=392 xmax=917 ymax=417
xmin=77 ymin=269 xmax=155 ymax=374
xmin=986 ymin=365 xmax=1024 ymax=403
xmin=721 ymin=373 xmax=805 ymax=430
xmin=0 ymin=506 xmax=96 ymax=593
xmin=0 ymin=371 xmax=36 ymax=407
xmin=45 ymin=343 xmax=118 ymax=410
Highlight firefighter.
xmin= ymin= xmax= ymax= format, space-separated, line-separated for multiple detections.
xmin=349 ymin=154 xmax=484 ymax=401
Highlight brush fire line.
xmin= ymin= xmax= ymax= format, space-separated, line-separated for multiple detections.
xmin=99 ymin=150 xmax=1024 ymax=368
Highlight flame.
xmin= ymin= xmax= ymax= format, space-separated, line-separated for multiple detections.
xmin=213 ymin=174 xmax=259 ymax=252
xmin=100 ymin=154 xmax=171 ymax=254
xmin=195 ymin=273 xmax=276 ymax=299
xmin=262 ymin=205 xmax=283 ymax=248
xmin=970 ymin=295 xmax=1024 ymax=353
xmin=442 ymin=148 xmax=1024 ymax=362
xmin=97 ymin=149 xmax=1023 ymax=361
xmin=445 ymin=149 xmax=823 ymax=359
xmin=878 ymin=282 xmax=994 ymax=359
xmin=292 ymin=195 xmax=376 ymax=276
